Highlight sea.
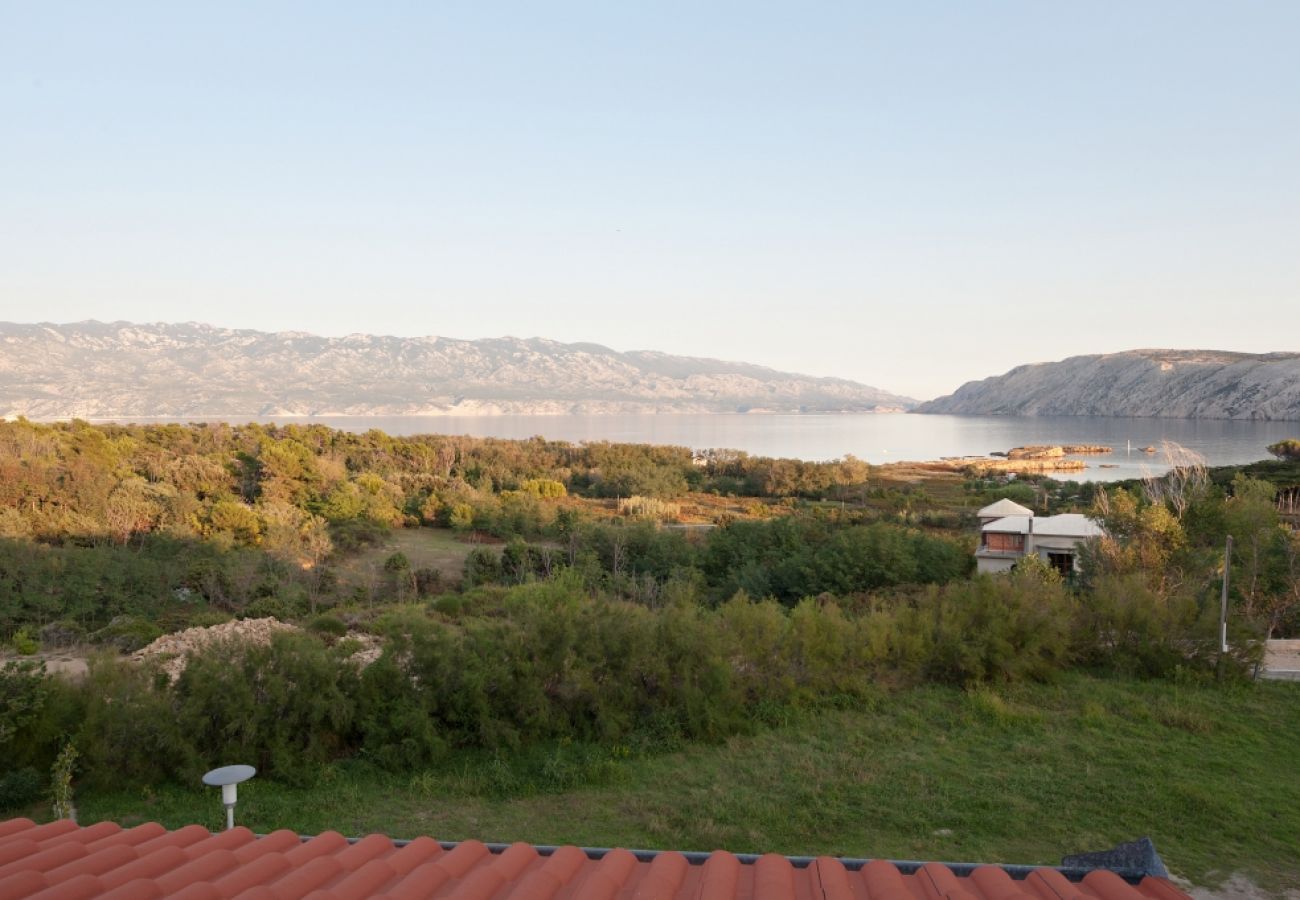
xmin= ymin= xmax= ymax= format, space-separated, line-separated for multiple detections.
xmin=91 ymin=413 xmax=1298 ymax=483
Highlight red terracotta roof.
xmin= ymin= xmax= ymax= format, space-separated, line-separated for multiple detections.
xmin=0 ymin=818 xmax=1192 ymax=900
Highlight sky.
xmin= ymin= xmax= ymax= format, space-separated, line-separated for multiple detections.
xmin=2 ymin=2 xmax=1298 ymax=400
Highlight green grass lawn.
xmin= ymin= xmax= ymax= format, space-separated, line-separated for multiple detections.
xmin=333 ymin=527 xmax=474 ymax=591
xmin=69 ymin=674 xmax=1300 ymax=892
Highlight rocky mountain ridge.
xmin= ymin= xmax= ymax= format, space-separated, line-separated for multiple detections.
xmin=916 ymin=350 xmax=1300 ymax=420
xmin=0 ymin=321 xmax=913 ymax=418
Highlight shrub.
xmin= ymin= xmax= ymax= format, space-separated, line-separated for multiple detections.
xmin=307 ymin=614 xmax=348 ymax=639
xmin=462 ymin=547 xmax=502 ymax=587
xmin=717 ymin=594 xmax=797 ymax=706
xmin=702 ymin=518 xmax=970 ymax=604
xmin=520 ymin=479 xmax=567 ymax=499
xmin=986 ymin=483 xmax=1038 ymax=506
xmin=356 ymin=648 xmax=447 ymax=771
xmin=1 ymin=661 xmax=50 ymax=747
xmin=75 ymin=657 xmax=192 ymax=788
xmin=241 ymin=591 xmax=307 ymax=621
xmin=0 ymin=767 xmax=41 ymax=812
xmin=50 ymin=742 xmax=78 ymax=820
xmin=899 ymin=571 xmax=1075 ymax=686
xmin=175 ymin=632 xmax=359 ymax=784
xmin=1074 ymin=575 xmax=1261 ymax=677
xmin=90 ymin=616 xmax=162 ymax=653
xmin=0 ymin=661 xmax=79 ymax=774
xmin=431 ymin=594 xmax=464 ymax=616
xmin=38 ymin=621 xmax=84 ymax=649
xmin=10 ymin=628 xmax=38 ymax=655
xmin=413 ymin=567 xmax=442 ymax=595
xmin=329 ymin=519 xmax=390 ymax=553
xmin=181 ymin=609 xmax=234 ymax=629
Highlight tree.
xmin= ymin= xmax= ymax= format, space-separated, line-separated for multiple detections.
xmin=384 ymin=552 xmax=415 ymax=602
xmin=1142 ymin=441 xmax=1208 ymax=520
xmin=449 ymin=503 xmax=475 ymax=533
xmin=1275 ymin=531 xmax=1300 ymax=638
xmin=1267 ymin=439 xmax=1300 ymax=461
xmin=207 ymin=500 xmax=262 ymax=547
xmin=255 ymin=439 xmax=319 ymax=505
xmin=1086 ymin=488 xmax=1186 ymax=590
xmin=301 ymin=517 xmax=335 ymax=615
xmin=1224 ymin=474 xmax=1289 ymax=632
xmin=104 ymin=477 xmax=167 ymax=544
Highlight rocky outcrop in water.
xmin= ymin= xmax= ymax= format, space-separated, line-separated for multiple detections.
xmin=917 ymin=350 xmax=1300 ymax=420
xmin=914 ymin=456 xmax=1087 ymax=475
xmin=1005 ymin=445 xmax=1111 ymax=459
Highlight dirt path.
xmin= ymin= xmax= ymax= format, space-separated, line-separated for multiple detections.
xmin=0 ymin=650 xmax=90 ymax=678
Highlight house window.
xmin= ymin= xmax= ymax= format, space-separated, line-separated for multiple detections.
xmin=984 ymin=532 xmax=1025 ymax=552
xmin=1047 ymin=551 xmax=1074 ymax=574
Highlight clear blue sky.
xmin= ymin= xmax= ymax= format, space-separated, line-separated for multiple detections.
xmin=2 ymin=2 xmax=1298 ymax=399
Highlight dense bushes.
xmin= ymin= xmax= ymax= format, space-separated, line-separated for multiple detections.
xmin=1074 ymin=574 xmax=1262 ymax=676
xmin=1 ymin=570 xmax=1262 ymax=796
xmin=0 ymin=536 xmax=303 ymax=637
xmin=0 ymin=489 xmax=977 ymax=637
xmin=901 ymin=570 xmax=1075 ymax=685
xmin=453 ymin=517 xmax=972 ymax=606
xmin=176 ymin=633 xmax=359 ymax=785
xmin=701 ymin=518 xmax=972 ymax=603
xmin=0 ymin=767 xmax=41 ymax=812
xmin=77 ymin=657 xmax=194 ymax=788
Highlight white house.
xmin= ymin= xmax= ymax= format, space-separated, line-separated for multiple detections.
xmin=975 ymin=506 xmax=1103 ymax=575
xmin=976 ymin=498 xmax=1034 ymax=527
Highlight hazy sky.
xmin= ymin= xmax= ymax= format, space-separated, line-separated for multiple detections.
xmin=3 ymin=3 xmax=1298 ymax=400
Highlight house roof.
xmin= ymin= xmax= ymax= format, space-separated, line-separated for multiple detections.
xmin=977 ymin=499 xmax=1035 ymax=519
xmin=0 ymin=817 xmax=1191 ymax=900
xmin=982 ymin=513 xmax=1104 ymax=538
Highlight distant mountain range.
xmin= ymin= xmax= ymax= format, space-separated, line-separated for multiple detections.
xmin=917 ymin=350 xmax=1300 ymax=421
xmin=0 ymin=321 xmax=914 ymax=418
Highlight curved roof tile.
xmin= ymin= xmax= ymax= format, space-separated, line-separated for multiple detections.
xmin=0 ymin=818 xmax=1190 ymax=900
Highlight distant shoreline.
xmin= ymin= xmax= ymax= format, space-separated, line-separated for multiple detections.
xmin=10 ymin=407 xmax=1300 ymax=423
xmin=10 ymin=409 xmax=912 ymax=422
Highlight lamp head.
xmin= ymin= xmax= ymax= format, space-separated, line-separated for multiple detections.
xmin=202 ymin=765 xmax=256 ymax=809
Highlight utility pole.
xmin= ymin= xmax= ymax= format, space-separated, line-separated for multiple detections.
xmin=1218 ymin=535 xmax=1233 ymax=677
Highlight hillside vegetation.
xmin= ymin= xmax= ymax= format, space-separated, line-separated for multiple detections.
xmin=2 ymin=420 xmax=1299 ymax=895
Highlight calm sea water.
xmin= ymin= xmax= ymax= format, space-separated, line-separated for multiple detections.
xmin=100 ymin=413 xmax=1297 ymax=483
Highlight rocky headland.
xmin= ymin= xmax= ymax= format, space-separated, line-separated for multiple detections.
xmin=917 ymin=350 xmax=1300 ymax=420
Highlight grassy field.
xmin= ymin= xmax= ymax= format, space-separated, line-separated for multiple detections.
xmin=333 ymin=527 xmax=476 ymax=591
xmin=67 ymin=674 xmax=1300 ymax=892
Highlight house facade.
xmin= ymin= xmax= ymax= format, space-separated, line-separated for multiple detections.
xmin=975 ymin=502 xmax=1103 ymax=575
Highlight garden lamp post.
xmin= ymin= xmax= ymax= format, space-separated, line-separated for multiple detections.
xmin=202 ymin=765 xmax=256 ymax=831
